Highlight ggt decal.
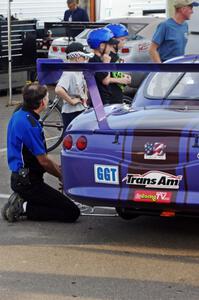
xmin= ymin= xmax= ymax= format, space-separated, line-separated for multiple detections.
xmin=94 ymin=164 xmax=119 ymax=184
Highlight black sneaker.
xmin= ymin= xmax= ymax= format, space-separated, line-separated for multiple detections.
xmin=2 ymin=193 xmax=25 ymax=222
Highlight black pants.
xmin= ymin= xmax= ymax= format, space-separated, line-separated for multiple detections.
xmin=11 ymin=174 xmax=80 ymax=222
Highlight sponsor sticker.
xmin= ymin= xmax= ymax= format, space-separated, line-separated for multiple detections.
xmin=94 ymin=164 xmax=119 ymax=185
xmin=144 ymin=142 xmax=166 ymax=160
xmin=122 ymin=171 xmax=182 ymax=190
xmin=138 ymin=42 xmax=150 ymax=52
xmin=134 ymin=190 xmax=172 ymax=203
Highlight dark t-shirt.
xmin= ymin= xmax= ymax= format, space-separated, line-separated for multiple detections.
xmin=109 ymin=51 xmax=124 ymax=103
xmin=89 ymin=54 xmax=112 ymax=105
xmin=63 ymin=7 xmax=89 ymax=37
xmin=89 ymin=54 xmax=123 ymax=105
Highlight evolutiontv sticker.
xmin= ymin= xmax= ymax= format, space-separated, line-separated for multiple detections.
xmin=134 ymin=190 xmax=172 ymax=203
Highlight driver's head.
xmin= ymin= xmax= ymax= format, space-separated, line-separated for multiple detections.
xmin=87 ymin=27 xmax=119 ymax=54
xmin=106 ymin=24 xmax=128 ymax=50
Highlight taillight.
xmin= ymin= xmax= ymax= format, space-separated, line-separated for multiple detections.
xmin=63 ymin=135 xmax=73 ymax=150
xmin=121 ymin=48 xmax=129 ymax=53
xmin=52 ymin=46 xmax=58 ymax=52
xmin=76 ymin=136 xmax=87 ymax=151
xmin=61 ymin=47 xmax=66 ymax=53
xmin=160 ymin=211 xmax=176 ymax=217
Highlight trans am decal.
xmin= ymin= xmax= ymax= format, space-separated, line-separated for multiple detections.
xmin=134 ymin=190 xmax=172 ymax=203
xmin=123 ymin=171 xmax=182 ymax=189
xmin=144 ymin=142 xmax=166 ymax=160
xmin=94 ymin=164 xmax=119 ymax=185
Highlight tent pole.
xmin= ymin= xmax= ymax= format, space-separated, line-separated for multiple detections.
xmin=7 ymin=0 xmax=13 ymax=106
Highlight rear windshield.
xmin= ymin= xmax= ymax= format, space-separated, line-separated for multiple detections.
xmin=145 ymin=63 xmax=199 ymax=100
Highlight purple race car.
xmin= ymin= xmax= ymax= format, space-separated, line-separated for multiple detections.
xmin=37 ymin=55 xmax=199 ymax=219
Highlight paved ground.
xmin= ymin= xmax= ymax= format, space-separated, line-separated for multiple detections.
xmin=0 ymin=92 xmax=199 ymax=300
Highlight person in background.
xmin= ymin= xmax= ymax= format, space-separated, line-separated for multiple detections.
xmin=55 ymin=42 xmax=92 ymax=130
xmin=64 ymin=0 xmax=89 ymax=37
xmin=106 ymin=23 xmax=131 ymax=98
xmin=87 ymin=27 xmax=131 ymax=105
xmin=149 ymin=0 xmax=199 ymax=63
xmin=2 ymin=83 xmax=80 ymax=223
xmin=106 ymin=23 xmax=129 ymax=63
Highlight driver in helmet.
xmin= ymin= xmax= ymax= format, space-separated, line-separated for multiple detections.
xmin=87 ymin=27 xmax=131 ymax=105
xmin=106 ymin=23 xmax=129 ymax=63
xmin=106 ymin=23 xmax=131 ymax=95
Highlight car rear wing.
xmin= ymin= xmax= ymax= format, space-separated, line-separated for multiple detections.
xmin=37 ymin=57 xmax=199 ymax=130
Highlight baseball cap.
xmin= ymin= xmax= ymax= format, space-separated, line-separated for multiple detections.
xmin=66 ymin=42 xmax=93 ymax=58
xmin=174 ymin=0 xmax=199 ymax=8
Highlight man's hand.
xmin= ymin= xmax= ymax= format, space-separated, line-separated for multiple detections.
xmin=71 ymin=97 xmax=82 ymax=105
xmin=81 ymin=98 xmax=88 ymax=107
xmin=102 ymin=54 xmax=111 ymax=63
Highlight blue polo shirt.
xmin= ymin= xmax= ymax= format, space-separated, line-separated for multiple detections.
xmin=7 ymin=108 xmax=46 ymax=174
xmin=152 ymin=18 xmax=188 ymax=62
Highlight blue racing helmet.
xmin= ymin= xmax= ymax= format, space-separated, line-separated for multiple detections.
xmin=87 ymin=27 xmax=118 ymax=49
xmin=106 ymin=23 xmax=128 ymax=38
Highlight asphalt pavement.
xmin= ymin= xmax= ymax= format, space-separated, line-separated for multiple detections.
xmin=0 ymin=92 xmax=199 ymax=300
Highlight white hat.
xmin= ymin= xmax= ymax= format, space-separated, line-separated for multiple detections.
xmin=174 ymin=0 xmax=199 ymax=8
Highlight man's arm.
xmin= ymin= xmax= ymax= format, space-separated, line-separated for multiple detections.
xmin=82 ymin=9 xmax=89 ymax=21
xmin=102 ymin=74 xmax=131 ymax=86
xmin=37 ymin=154 xmax=61 ymax=180
xmin=63 ymin=10 xmax=69 ymax=21
xmin=149 ymin=42 xmax=161 ymax=63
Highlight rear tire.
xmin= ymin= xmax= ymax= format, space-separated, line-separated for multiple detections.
xmin=41 ymin=100 xmax=64 ymax=152
xmin=116 ymin=207 xmax=138 ymax=220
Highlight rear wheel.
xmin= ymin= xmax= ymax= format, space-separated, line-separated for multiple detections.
xmin=40 ymin=100 xmax=64 ymax=152
xmin=116 ymin=207 xmax=138 ymax=220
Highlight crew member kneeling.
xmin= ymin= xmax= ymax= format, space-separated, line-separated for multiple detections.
xmin=3 ymin=83 xmax=80 ymax=222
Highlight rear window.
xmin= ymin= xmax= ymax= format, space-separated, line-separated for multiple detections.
xmin=146 ymin=72 xmax=182 ymax=98
xmin=145 ymin=61 xmax=199 ymax=100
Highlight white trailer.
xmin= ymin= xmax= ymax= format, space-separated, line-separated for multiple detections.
xmin=186 ymin=6 xmax=199 ymax=55
xmin=0 ymin=0 xmax=166 ymax=22
xmin=0 ymin=0 xmax=66 ymax=22
xmin=96 ymin=0 xmax=166 ymax=19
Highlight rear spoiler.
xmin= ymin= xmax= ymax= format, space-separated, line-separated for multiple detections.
xmin=37 ymin=57 xmax=199 ymax=130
